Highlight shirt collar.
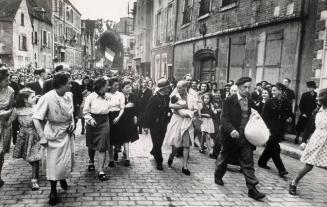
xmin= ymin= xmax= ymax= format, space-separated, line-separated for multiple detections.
xmin=237 ymin=92 xmax=247 ymax=101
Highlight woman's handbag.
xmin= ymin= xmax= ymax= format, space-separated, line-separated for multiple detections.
xmin=244 ymin=109 xmax=270 ymax=146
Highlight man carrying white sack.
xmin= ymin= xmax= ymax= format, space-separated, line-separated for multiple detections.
xmin=214 ymin=77 xmax=266 ymax=201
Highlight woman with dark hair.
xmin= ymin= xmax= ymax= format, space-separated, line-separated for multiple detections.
xmin=119 ymin=80 xmax=139 ymax=166
xmin=83 ymin=78 xmax=111 ymax=180
xmin=258 ymin=83 xmax=292 ymax=177
xmin=138 ymin=79 xmax=152 ymax=134
xmin=255 ymin=88 xmax=271 ymax=114
xmin=33 ymin=72 xmax=75 ymax=205
xmin=0 ymin=69 xmax=15 ymax=188
xmin=289 ymin=88 xmax=327 ymax=195
xmin=197 ymin=82 xmax=209 ymax=150
xmin=108 ymin=77 xmax=125 ymax=167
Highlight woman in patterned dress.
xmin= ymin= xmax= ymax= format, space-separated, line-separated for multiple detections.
xmin=33 ymin=73 xmax=75 ymax=205
xmin=289 ymin=88 xmax=327 ymax=195
xmin=0 ymin=68 xmax=15 ymax=188
xmin=12 ymin=88 xmax=42 ymax=191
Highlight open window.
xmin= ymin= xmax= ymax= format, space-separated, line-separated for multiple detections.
xmin=198 ymin=0 xmax=211 ymax=19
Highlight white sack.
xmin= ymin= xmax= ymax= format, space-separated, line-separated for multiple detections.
xmin=244 ymin=109 xmax=270 ymax=147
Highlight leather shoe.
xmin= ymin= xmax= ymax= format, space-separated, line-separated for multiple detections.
xmin=279 ymin=171 xmax=288 ymax=177
xmin=168 ymin=154 xmax=174 ymax=166
xmin=108 ymin=161 xmax=115 ymax=168
xmin=258 ymin=164 xmax=270 ymax=169
xmin=156 ymin=163 xmax=163 ymax=171
xmin=182 ymin=167 xmax=191 ymax=176
xmin=49 ymin=191 xmax=59 ymax=206
xmin=124 ymin=160 xmax=130 ymax=167
xmin=248 ymin=188 xmax=265 ymax=200
xmin=60 ymin=180 xmax=68 ymax=190
xmin=214 ymin=177 xmax=224 ymax=186
xmin=289 ymin=182 xmax=297 ymax=195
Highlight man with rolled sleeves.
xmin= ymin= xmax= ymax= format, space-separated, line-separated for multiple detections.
xmin=214 ymin=77 xmax=265 ymax=200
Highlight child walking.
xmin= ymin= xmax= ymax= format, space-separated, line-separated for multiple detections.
xmin=12 ymin=88 xmax=42 ymax=190
xmin=200 ymin=93 xmax=216 ymax=155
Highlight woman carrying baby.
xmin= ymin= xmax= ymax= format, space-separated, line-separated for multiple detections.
xmin=164 ymin=80 xmax=198 ymax=176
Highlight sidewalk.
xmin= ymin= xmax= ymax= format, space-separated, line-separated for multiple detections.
xmin=280 ymin=134 xmax=304 ymax=160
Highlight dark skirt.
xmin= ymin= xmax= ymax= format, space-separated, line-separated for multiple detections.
xmin=86 ymin=114 xmax=110 ymax=152
xmin=109 ymin=111 xmax=125 ymax=146
xmin=120 ymin=107 xmax=139 ymax=144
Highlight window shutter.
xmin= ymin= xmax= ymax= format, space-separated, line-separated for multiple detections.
xmin=19 ymin=36 xmax=21 ymax=50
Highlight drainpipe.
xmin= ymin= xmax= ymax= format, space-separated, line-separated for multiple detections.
xmin=172 ymin=0 xmax=179 ymax=80
xmin=294 ymin=0 xmax=306 ymax=114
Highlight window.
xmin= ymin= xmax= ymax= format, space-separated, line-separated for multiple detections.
xmin=19 ymin=35 xmax=27 ymax=51
xmin=221 ymin=0 xmax=238 ymax=8
xmin=55 ymin=0 xmax=58 ymax=12
xmin=59 ymin=23 xmax=63 ymax=38
xmin=59 ymin=1 xmax=63 ymax=17
xmin=156 ymin=11 xmax=162 ymax=44
xmin=66 ymin=8 xmax=70 ymax=21
xmin=182 ymin=0 xmax=192 ymax=25
xmin=42 ymin=30 xmax=47 ymax=46
xmin=70 ymin=10 xmax=73 ymax=23
xmin=199 ymin=0 xmax=211 ymax=17
xmin=21 ymin=13 xmax=24 ymax=26
xmin=47 ymin=32 xmax=51 ymax=48
xmin=32 ymin=31 xmax=38 ymax=45
xmin=167 ymin=4 xmax=174 ymax=41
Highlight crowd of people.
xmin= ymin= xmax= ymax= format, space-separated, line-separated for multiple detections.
xmin=0 ymin=62 xmax=326 ymax=205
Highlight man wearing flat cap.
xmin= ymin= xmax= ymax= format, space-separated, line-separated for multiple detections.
xmin=143 ymin=78 xmax=172 ymax=170
xmin=294 ymin=81 xmax=317 ymax=144
xmin=214 ymin=77 xmax=265 ymax=200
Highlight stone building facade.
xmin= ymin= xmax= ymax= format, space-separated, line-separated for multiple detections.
xmin=0 ymin=0 xmax=34 ymax=69
xmin=151 ymin=0 xmax=177 ymax=81
xmin=134 ymin=0 xmax=153 ymax=77
xmin=173 ymin=0 xmax=317 ymax=99
xmin=81 ymin=19 xmax=96 ymax=70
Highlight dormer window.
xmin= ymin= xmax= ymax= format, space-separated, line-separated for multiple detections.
xmin=198 ymin=0 xmax=211 ymax=18
xmin=21 ymin=13 xmax=24 ymax=26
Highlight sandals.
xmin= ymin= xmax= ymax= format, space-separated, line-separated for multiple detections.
xmin=98 ymin=172 xmax=109 ymax=181
xmin=31 ymin=179 xmax=40 ymax=191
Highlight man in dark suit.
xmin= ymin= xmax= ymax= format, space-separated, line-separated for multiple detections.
xmin=294 ymin=81 xmax=317 ymax=144
xmin=26 ymin=69 xmax=48 ymax=95
xmin=214 ymin=77 xmax=265 ymax=200
xmin=220 ymin=83 xmax=232 ymax=100
xmin=138 ymin=79 xmax=153 ymax=134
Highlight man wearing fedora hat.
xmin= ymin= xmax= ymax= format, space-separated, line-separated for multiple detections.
xmin=294 ymin=81 xmax=318 ymax=144
xmin=143 ymin=78 xmax=172 ymax=170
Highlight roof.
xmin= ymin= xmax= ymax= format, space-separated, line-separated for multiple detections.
xmin=0 ymin=0 xmax=22 ymax=21
xmin=27 ymin=0 xmax=52 ymax=25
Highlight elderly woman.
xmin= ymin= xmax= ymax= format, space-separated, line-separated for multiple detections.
xmin=164 ymin=80 xmax=197 ymax=175
xmin=289 ymin=88 xmax=327 ymax=195
xmin=33 ymin=72 xmax=75 ymax=205
xmin=0 ymin=68 xmax=15 ymax=188
xmin=83 ymin=78 xmax=111 ymax=180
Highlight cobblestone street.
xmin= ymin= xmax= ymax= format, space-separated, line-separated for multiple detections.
xmin=1 ymin=125 xmax=327 ymax=207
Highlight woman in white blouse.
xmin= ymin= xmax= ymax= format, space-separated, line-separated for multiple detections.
xmin=83 ymin=78 xmax=111 ymax=181
xmin=108 ymin=77 xmax=125 ymax=167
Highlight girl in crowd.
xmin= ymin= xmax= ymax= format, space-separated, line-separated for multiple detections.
xmin=165 ymin=81 xmax=196 ymax=175
xmin=12 ymin=89 xmax=42 ymax=190
xmin=256 ymin=88 xmax=271 ymax=114
xmin=83 ymin=78 xmax=111 ymax=181
xmin=258 ymin=83 xmax=292 ymax=177
xmin=200 ymin=93 xmax=216 ymax=156
xmin=120 ymin=80 xmax=140 ymax=166
xmin=210 ymin=90 xmax=223 ymax=159
xmin=197 ymin=82 xmax=209 ymax=152
xmin=289 ymin=88 xmax=327 ymax=195
xmin=138 ymin=79 xmax=152 ymax=135
xmin=108 ymin=78 xmax=125 ymax=167
xmin=33 ymin=73 xmax=75 ymax=205
xmin=0 ymin=69 xmax=15 ymax=188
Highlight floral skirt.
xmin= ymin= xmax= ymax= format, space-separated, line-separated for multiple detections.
xmin=13 ymin=127 xmax=41 ymax=162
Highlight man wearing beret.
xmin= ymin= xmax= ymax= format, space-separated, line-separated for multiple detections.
xmin=143 ymin=78 xmax=172 ymax=170
xmin=214 ymin=77 xmax=265 ymax=200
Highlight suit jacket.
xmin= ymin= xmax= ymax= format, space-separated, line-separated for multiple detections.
xmin=220 ymin=94 xmax=254 ymax=143
xmin=143 ymin=93 xmax=170 ymax=129
xmin=26 ymin=81 xmax=43 ymax=95
xmin=299 ymin=91 xmax=317 ymax=117
xmin=138 ymin=88 xmax=153 ymax=114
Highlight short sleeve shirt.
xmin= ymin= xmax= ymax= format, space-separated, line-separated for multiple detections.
xmin=108 ymin=91 xmax=125 ymax=112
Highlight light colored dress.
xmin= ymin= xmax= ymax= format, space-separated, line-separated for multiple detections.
xmin=301 ymin=107 xmax=327 ymax=167
xmin=0 ymin=86 xmax=14 ymax=154
xmin=12 ymin=107 xmax=41 ymax=162
xmin=164 ymin=89 xmax=196 ymax=148
xmin=33 ymin=90 xmax=74 ymax=181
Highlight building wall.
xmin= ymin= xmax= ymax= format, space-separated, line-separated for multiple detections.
xmin=0 ymin=22 xmax=13 ymax=55
xmin=12 ymin=0 xmax=34 ymax=69
xmin=313 ymin=0 xmax=327 ymax=88
xmin=32 ymin=18 xmax=53 ymax=69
